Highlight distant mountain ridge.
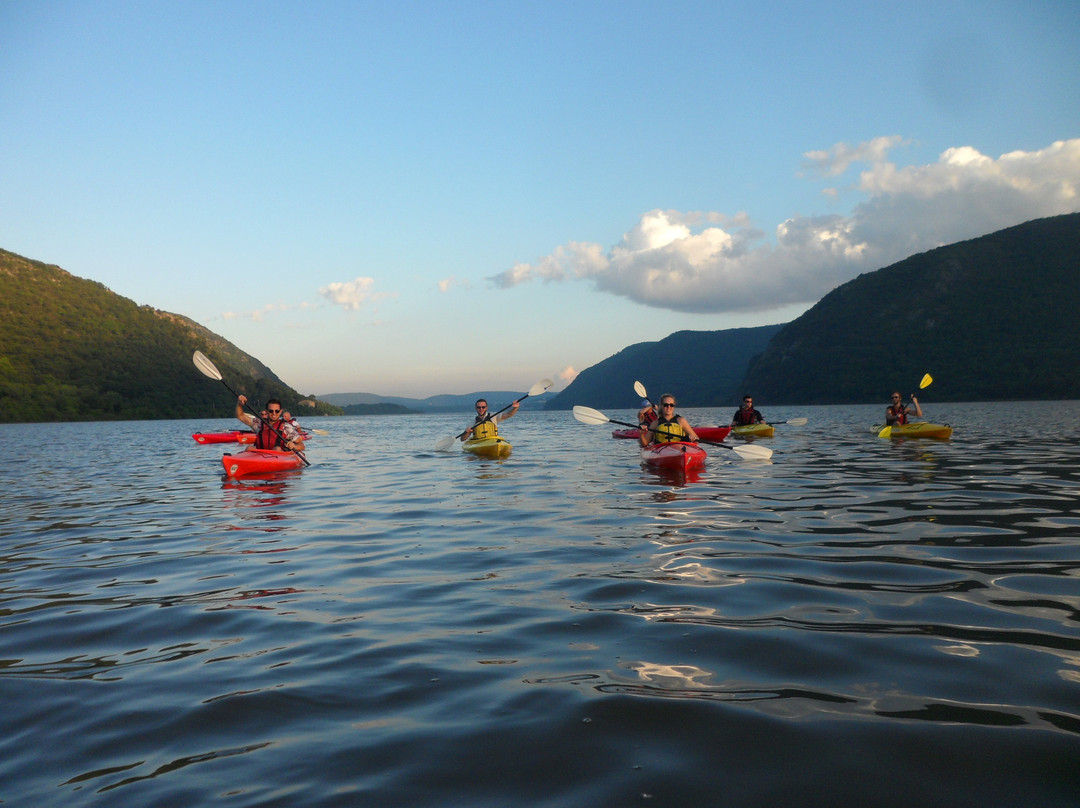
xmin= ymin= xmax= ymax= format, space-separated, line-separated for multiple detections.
xmin=542 ymin=325 xmax=785 ymax=410
xmin=320 ymin=390 xmax=555 ymax=413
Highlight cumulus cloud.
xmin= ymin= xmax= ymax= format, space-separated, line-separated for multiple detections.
xmin=488 ymin=138 xmax=1080 ymax=314
xmin=557 ymin=365 xmax=579 ymax=385
xmin=319 ymin=277 xmax=394 ymax=311
xmin=437 ymin=275 xmax=469 ymax=293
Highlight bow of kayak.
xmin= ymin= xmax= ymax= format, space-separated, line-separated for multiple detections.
xmin=876 ymin=422 xmax=953 ymax=439
xmin=462 ymin=436 xmax=512 ymax=458
xmin=222 ymin=448 xmax=304 ymax=477
xmin=731 ymin=423 xmax=775 ymax=438
xmin=640 ymin=441 xmax=706 ymax=473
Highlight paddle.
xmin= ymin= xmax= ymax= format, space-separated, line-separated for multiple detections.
xmin=636 ymin=381 xmax=805 ymax=429
xmin=573 ymin=406 xmax=773 ymax=460
xmin=878 ymin=373 xmax=933 ymax=438
xmin=435 ymin=378 xmax=554 ymax=452
xmin=192 ymin=350 xmax=310 ymax=466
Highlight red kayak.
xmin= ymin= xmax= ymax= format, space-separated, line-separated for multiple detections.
xmin=222 ymin=448 xmax=304 ymax=477
xmin=193 ymin=431 xmax=257 ymax=444
xmin=640 ymin=441 xmax=706 ymax=473
xmin=614 ymin=425 xmax=731 ymax=441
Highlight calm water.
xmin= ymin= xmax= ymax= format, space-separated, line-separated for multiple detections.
xmin=2 ymin=401 xmax=1079 ymax=807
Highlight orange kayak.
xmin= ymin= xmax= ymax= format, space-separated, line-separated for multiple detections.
xmin=222 ymin=448 xmax=304 ymax=477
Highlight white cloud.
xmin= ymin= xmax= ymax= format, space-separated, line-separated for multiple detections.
xmin=489 ymin=137 xmax=1080 ymax=314
xmin=437 ymin=275 xmax=469 ymax=293
xmin=319 ymin=277 xmax=394 ymax=311
xmin=802 ymin=135 xmax=906 ymax=177
xmin=221 ymin=303 xmax=294 ymax=322
xmin=557 ymin=365 xmax=578 ymax=385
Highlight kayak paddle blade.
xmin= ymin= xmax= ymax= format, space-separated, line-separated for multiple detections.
xmin=732 ymin=443 xmax=773 ymax=461
xmin=528 ymin=378 xmax=554 ymax=398
xmin=573 ymin=406 xmax=610 ymax=426
xmin=877 ymin=425 xmax=893 ymax=439
xmin=633 ymin=380 xmax=648 ymax=399
xmin=193 ymin=350 xmax=223 ymax=381
xmin=434 ymin=434 xmax=456 ymax=452
xmin=785 ymin=418 xmax=808 ymax=426
xmin=919 ymin=373 xmax=933 ymax=389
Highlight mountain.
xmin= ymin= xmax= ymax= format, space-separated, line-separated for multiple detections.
xmin=0 ymin=248 xmax=341 ymax=423
xmin=741 ymin=213 xmax=1080 ymax=403
xmin=319 ymin=390 xmax=555 ymax=413
xmin=543 ymin=325 xmax=785 ymax=410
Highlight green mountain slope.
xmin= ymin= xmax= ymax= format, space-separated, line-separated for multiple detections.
xmin=544 ymin=325 xmax=784 ymax=410
xmin=741 ymin=213 xmax=1080 ymax=403
xmin=0 ymin=249 xmax=339 ymax=423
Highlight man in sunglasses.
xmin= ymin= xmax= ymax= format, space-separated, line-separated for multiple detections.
xmin=463 ymin=397 xmax=520 ymax=441
xmin=885 ymin=391 xmax=922 ymax=427
xmin=235 ymin=395 xmax=306 ymax=452
xmin=730 ymin=394 xmax=765 ymax=427
xmin=640 ymin=395 xmax=699 ymax=446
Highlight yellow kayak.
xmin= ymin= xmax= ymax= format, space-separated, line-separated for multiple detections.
xmin=731 ymin=423 xmax=775 ymax=438
xmin=876 ymin=422 xmax=953 ymax=439
xmin=462 ymin=436 xmax=512 ymax=458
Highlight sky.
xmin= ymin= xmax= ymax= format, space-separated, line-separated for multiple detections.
xmin=2 ymin=1 xmax=1079 ymax=398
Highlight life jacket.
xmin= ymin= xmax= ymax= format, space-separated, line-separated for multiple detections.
xmin=733 ymin=407 xmax=761 ymax=426
xmin=641 ymin=408 xmax=658 ymax=425
xmin=255 ymin=417 xmax=289 ymax=450
xmin=887 ymin=404 xmax=908 ymax=425
xmin=652 ymin=415 xmax=687 ymax=443
xmin=472 ymin=415 xmax=499 ymax=440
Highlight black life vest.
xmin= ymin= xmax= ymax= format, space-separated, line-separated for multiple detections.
xmin=733 ymin=407 xmax=761 ymax=426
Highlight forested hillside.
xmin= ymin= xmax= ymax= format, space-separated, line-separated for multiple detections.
xmin=544 ymin=325 xmax=784 ymax=409
xmin=0 ymin=249 xmax=339 ymax=422
xmin=741 ymin=213 xmax=1080 ymax=403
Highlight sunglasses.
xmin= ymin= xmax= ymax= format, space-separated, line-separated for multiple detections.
xmin=661 ymin=402 xmax=675 ymax=407
xmin=268 ymin=408 xmax=281 ymax=413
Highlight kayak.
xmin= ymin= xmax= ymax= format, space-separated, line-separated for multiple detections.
xmin=614 ymin=425 xmax=732 ymax=441
xmin=462 ymin=436 xmax=512 ymax=458
xmin=876 ymin=422 xmax=953 ymax=439
xmin=696 ymin=426 xmax=732 ymax=441
xmin=640 ymin=441 xmax=706 ymax=473
xmin=193 ymin=430 xmax=256 ymax=444
xmin=222 ymin=448 xmax=304 ymax=477
xmin=731 ymin=423 xmax=775 ymax=438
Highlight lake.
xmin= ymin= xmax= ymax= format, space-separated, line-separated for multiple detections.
xmin=1 ymin=401 xmax=1078 ymax=807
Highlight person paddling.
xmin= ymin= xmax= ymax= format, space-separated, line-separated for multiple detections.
xmin=637 ymin=398 xmax=658 ymax=432
xmin=731 ymin=394 xmax=765 ymax=426
xmin=462 ymin=397 xmax=519 ymax=441
xmin=885 ymin=391 xmax=922 ymax=426
xmin=236 ymin=396 xmax=306 ymax=452
xmin=640 ymin=394 xmax=699 ymax=446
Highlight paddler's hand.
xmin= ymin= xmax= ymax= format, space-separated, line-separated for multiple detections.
xmin=910 ymin=395 xmax=918 ymax=405
xmin=237 ymin=395 xmax=248 ymax=406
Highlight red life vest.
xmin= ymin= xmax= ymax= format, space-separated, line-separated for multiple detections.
xmin=887 ymin=404 xmax=909 ymax=425
xmin=255 ymin=417 xmax=290 ymax=450
xmin=733 ymin=407 xmax=762 ymax=426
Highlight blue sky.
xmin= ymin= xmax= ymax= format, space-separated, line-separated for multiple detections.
xmin=3 ymin=1 xmax=1079 ymax=398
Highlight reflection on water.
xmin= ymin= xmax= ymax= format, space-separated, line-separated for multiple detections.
xmin=0 ymin=404 xmax=1078 ymax=807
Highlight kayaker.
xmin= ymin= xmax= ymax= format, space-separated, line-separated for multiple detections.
xmin=641 ymin=395 xmax=699 ymax=446
xmin=885 ymin=391 xmax=922 ymax=425
xmin=463 ymin=398 xmax=519 ymax=440
xmin=730 ymin=394 xmax=765 ymax=426
xmin=235 ymin=396 xmax=306 ymax=452
xmin=637 ymin=398 xmax=658 ymax=430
